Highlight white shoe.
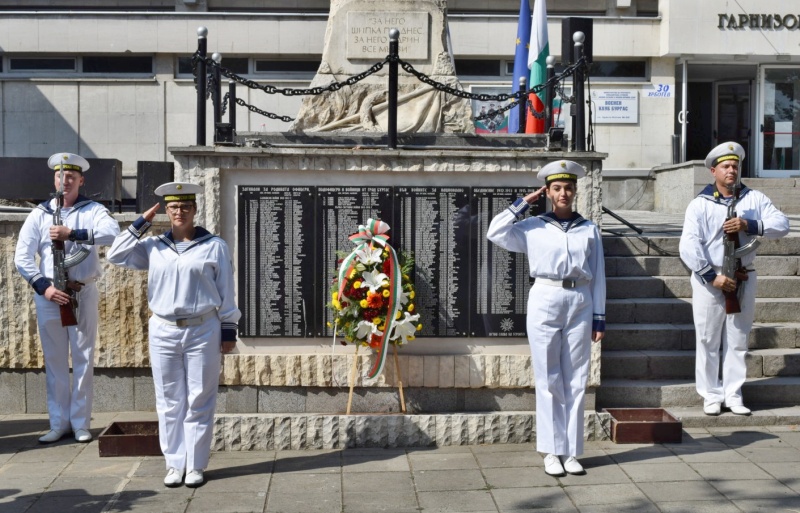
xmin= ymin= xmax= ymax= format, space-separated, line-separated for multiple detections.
xmin=185 ymin=469 xmax=204 ymax=488
xmin=39 ymin=429 xmax=66 ymax=444
xmin=561 ymin=456 xmax=585 ymax=475
xmin=163 ymin=468 xmax=184 ymax=487
xmin=74 ymin=429 xmax=92 ymax=443
xmin=728 ymin=405 xmax=751 ymax=416
xmin=543 ymin=454 xmax=565 ymax=477
xmin=703 ymin=403 xmax=721 ymax=416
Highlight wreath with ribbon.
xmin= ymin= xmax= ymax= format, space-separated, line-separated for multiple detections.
xmin=329 ymin=219 xmax=421 ymax=379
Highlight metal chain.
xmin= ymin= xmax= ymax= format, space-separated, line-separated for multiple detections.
xmin=234 ymin=97 xmax=294 ymax=122
xmin=221 ymin=92 xmax=229 ymax=116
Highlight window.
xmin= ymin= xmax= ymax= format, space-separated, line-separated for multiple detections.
xmin=7 ymin=55 xmax=154 ymax=75
xmin=254 ymin=60 xmax=319 ymax=73
xmin=455 ymin=59 xmax=502 ymax=77
xmin=83 ymin=56 xmax=152 ymax=74
xmin=587 ymin=61 xmax=647 ymax=80
xmin=10 ymin=58 xmax=76 ymax=71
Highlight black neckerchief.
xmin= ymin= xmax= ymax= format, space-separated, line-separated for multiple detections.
xmin=537 ymin=211 xmax=587 ymax=232
xmin=157 ymin=226 xmax=216 ymax=254
xmin=697 ymin=183 xmax=752 ymax=204
xmin=37 ymin=194 xmax=94 ymax=215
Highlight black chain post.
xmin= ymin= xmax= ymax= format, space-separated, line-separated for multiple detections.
xmin=388 ymin=28 xmax=399 ymax=150
xmin=518 ymin=76 xmax=527 ymax=134
xmin=196 ymin=27 xmax=207 ymax=146
xmin=545 ymin=56 xmax=555 ymax=133
xmin=573 ymin=31 xmax=586 ymax=152
xmin=229 ymin=80 xmax=236 ymax=132
xmin=212 ymin=53 xmax=222 ymax=128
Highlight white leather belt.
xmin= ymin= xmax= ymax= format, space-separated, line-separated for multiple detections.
xmin=535 ymin=277 xmax=589 ymax=289
xmin=153 ymin=311 xmax=216 ymax=328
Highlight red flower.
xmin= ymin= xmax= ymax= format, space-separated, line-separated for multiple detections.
xmin=366 ymin=293 xmax=383 ymax=309
xmin=369 ymin=334 xmax=382 ymax=348
xmin=382 ymin=258 xmax=392 ymax=275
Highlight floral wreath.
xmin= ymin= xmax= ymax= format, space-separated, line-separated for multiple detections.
xmin=328 ymin=218 xmax=421 ymax=380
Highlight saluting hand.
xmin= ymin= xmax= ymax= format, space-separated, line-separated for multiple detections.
xmin=143 ymin=202 xmax=161 ymax=222
xmin=524 ymin=186 xmax=547 ymax=206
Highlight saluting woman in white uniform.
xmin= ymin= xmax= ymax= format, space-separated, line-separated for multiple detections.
xmin=487 ymin=160 xmax=605 ymax=477
xmin=107 ymin=182 xmax=240 ymax=488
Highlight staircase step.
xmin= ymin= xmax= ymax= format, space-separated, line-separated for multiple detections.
xmin=607 ymin=298 xmax=800 ymax=324
xmin=663 ymin=405 xmax=800 ymax=428
xmin=607 ymin=276 xmax=800 ymax=299
xmin=606 ymin=255 xmax=800 ymax=277
xmin=603 ymin=323 xmax=691 ymax=351
xmin=601 ymin=348 xmax=800 ymax=380
xmin=598 ymin=377 xmax=800 ymax=408
xmin=603 ymin=236 xmax=800 ymax=257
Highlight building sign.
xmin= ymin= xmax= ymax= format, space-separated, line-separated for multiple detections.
xmin=347 ymin=11 xmax=429 ymax=60
xmin=591 ymin=90 xmax=639 ymax=124
xmin=645 ymin=84 xmax=673 ymax=99
xmin=718 ymin=13 xmax=800 ymax=30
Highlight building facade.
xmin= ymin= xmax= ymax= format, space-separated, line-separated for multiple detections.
xmin=0 ymin=0 xmax=797 ymax=199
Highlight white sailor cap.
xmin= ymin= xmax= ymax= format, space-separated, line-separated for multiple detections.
xmin=704 ymin=141 xmax=745 ymax=169
xmin=48 ymin=153 xmax=90 ymax=173
xmin=537 ymin=160 xmax=586 ymax=184
xmin=154 ymin=182 xmax=204 ymax=202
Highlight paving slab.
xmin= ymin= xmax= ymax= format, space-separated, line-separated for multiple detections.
xmin=1 ymin=413 xmax=800 ymax=512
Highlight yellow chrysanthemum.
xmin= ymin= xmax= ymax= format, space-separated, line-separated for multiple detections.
xmin=407 ymin=335 xmax=415 ymax=341
xmin=353 ymin=281 xmax=362 ymax=289
xmin=332 ymin=299 xmax=342 ymax=310
xmin=417 ymin=324 xmax=423 ymax=331
xmin=379 ymin=324 xmax=386 ymax=331
xmin=396 ymin=311 xmax=401 ymax=320
xmin=407 ymin=303 xmax=415 ymax=312
xmin=409 ymin=291 xmax=415 ymax=299
xmin=360 ymin=299 xmax=368 ymax=308
xmin=382 ymin=289 xmax=390 ymax=297
xmin=373 ymin=317 xmax=382 ymax=325
xmin=331 ymin=291 xmax=338 ymax=301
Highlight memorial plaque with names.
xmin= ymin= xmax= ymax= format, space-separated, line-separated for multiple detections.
xmin=317 ymin=186 xmax=394 ymax=338
xmin=394 ymin=187 xmax=470 ymax=337
xmin=347 ymin=11 xmax=429 ymax=60
xmin=237 ymin=186 xmax=316 ymax=338
xmin=471 ymin=188 xmax=545 ymax=337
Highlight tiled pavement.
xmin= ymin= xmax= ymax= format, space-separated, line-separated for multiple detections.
xmin=2 ymin=412 xmax=800 ymax=512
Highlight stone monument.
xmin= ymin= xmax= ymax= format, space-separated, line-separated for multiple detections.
xmin=291 ymin=0 xmax=474 ymax=133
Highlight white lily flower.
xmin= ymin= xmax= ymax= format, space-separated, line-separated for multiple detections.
xmin=355 ymin=247 xmax=383 ymax=266
xmin=355 ymin=320 xmax=382 ymax=340
xmin=396 ymin=289 xmax=411 ymax=307
xmin=389 ymin=312 xmax=420 ymax=344
xmin=360 ymin=269 xmax=389 ymax=292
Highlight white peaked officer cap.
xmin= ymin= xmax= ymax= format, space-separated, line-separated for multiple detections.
xmin=705 ymin=141 xmax=745 ymax=169
xmin=48 ymin=153 xmax=90 ymax=173
xmin=537 ymin=160 xmax=586 ymax=184
xmin=154 ymin=182 xmax=204 ymax=202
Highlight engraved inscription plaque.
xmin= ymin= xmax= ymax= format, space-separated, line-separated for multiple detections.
xmin=471 ymin=188 xmax=545 ymax=337
xmin=347 ymin=11 xmax=429 ymax=60
xmin=238 ymin=186 xmax=316 ymax=337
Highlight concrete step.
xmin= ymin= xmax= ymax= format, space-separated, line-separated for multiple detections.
xmin=607 ymin=298 xmax=800 ymax=324
xmin=605 ymin=255 xmax=800 ymax=277
xmin=603 ymin=235 xmax=800 ymax=257
xmin=662 ymin=405 xmax=800 ymax=428
xmin=744 ymin=178 xmax=798 ymax=189
xmin=607 ymin=276 xmax=800 ymax=299
xmin=601 ymin=348 xmax=800 ymax=380
xmin=603 ymin=322 xmax=800 ymax=351
xmin=597 ymin=377 xmax=800 ymax=408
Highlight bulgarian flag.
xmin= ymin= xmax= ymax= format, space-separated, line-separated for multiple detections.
xmin=525 ymin=0 xmax=549 ymax=134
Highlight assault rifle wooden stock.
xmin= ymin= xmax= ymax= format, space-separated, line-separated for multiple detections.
xmin=52 ymin=189 xmax=79 ymax=327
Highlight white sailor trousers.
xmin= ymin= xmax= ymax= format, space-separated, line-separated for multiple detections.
xmin=33 ymin=283 xmax=98 ymax=433
xmin=148 ymin=313 xmax=221 ymax=472
xmin=527 ymin=281 xmax=592 ymax=457
xmin=691 ymin=272 xmax=757 ymax=407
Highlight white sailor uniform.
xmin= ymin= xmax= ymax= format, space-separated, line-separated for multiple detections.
xmin=487 ymin=199 xmax=606 ymax=457
xmin=14 ymin=195 xmax=120 ymax=433
xmin=679 ymin=184 xmax=788 ymax=408
xmin=107 ymin=217 xmax=240 ymax=472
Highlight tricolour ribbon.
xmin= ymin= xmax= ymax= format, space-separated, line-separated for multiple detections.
xmin=336 ymin=218 xmax=402 ymax=380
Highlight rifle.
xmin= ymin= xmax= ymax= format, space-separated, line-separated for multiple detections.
xmin=721 ymin=174 xmax=760 ymax=314
xmin=51 ymin=160 xmax=90 ymax=326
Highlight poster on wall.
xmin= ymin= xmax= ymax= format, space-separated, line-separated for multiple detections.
xmin=591 ymin=89 xmax=639 ymax=124
xmin=471 ymin=86 xmax=510 ymax=133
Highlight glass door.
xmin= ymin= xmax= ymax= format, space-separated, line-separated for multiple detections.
xmin=759 ymin=66 xmax=800 ymax=177
xmin=713 ymin=81 xmax=752 ymax=177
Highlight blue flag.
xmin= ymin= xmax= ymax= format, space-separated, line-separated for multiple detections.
xmin=508 ymin=0 xmax=531 ymax=134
